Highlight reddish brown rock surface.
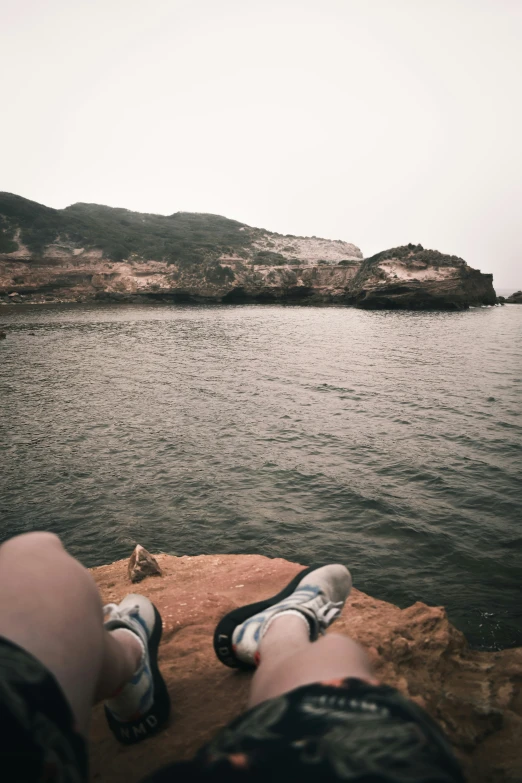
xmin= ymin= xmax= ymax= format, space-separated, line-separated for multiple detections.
xmin=89 ymin=554 xmax=522 ymax=783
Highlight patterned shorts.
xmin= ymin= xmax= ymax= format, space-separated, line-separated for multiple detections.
xmin=144 ymin=679 xmax=465 ymax=783
xmin=0 ymin=637 xmax=464 ymax=783
xmin=0 ymin=637 xmax=88 ymax=783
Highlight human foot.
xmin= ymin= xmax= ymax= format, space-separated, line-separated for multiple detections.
xmin=103 ymin=594 xmax=170 ymax=744
xmin=214 ymin=564 xmax=352 ymax=669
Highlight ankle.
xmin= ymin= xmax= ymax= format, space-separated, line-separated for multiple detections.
xmin=110 ymin=628 xmax=144 ymax=675
xmin=258 ymin=612 xmax=311 ymax=663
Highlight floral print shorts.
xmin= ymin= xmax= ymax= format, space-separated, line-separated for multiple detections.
xmin=0 ymin=636 xmax=464 ymax=783
xmin=0 ymin=637 xmax=88 ymax=782
xmin=146 ymin=678 xmax=465 ymax=783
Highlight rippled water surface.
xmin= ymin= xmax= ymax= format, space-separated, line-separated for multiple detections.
xmin=1 ymin=303 xmax=521 ymax=649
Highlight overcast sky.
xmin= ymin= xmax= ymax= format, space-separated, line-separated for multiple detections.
xmin=2 ymin=0 xmax=521 ymax=288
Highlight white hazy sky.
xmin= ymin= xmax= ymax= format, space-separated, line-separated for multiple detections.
xmin=1 ymin=0 xmax=521 ymax=288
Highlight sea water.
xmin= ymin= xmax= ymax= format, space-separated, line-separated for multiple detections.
xmin=1 ymin=303 xmax=520 ymax=649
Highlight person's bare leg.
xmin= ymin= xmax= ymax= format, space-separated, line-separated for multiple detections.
xmin=249 ymin=614 xmax=377 ymax=707
xmin=0 ymin=532 xmax=142 ymax=735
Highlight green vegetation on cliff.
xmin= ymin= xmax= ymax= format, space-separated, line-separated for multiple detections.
xmin=253 ymin=250 xmax=287 ymax=265
xmin=0 ymin=193 xmax=496 ymax=311
xmin=0 ymin=224 xmax=18 ymax=253
xmin=364 ymin=243 xmax=465 ymax=267
xmin=0 ymin=193 xmax=251 ymax=264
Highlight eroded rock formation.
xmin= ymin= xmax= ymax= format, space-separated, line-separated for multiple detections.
xmin=0 ymin=193 xmax=496 ymax=310
xmin=350 ymin=245 xmax=497 ymax=310
xmin=89 ymin=554 xmax=522 ymax=783
xmin=505 ymin=291 xmax=522 ymax=304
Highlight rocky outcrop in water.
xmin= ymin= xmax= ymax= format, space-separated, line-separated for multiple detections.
xmin=505 ymin=291 xmax=522 ymax=304
xmin=0 ymin=193 xmax=496 ymax=310
xmin=89 ymin=553 xmax=522 ymax=783
xmin=350 ymin=244 xmax=497 ymax=310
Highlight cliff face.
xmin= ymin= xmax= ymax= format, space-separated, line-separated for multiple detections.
xmin=88 ymin=553 xmax=522 ymax=783
xmin=351 ymin=245 xmax=497 ymax=310
xmin=0 ymin=193 xmax=496 ymax=309
xmin=0 ymin=254 xmax=362 ymax=306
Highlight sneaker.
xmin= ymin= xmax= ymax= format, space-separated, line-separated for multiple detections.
xmin=213 ymin=564 xmax=352 ymax=670
xmin=103 ymin=594 xmax=170 ymax=745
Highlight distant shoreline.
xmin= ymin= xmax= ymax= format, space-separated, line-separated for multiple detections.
xmin=0 ymin=298 xmax=514 ymax=312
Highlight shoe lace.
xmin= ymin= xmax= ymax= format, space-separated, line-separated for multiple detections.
xmin=316 ymin=600 xmax=344 ymax=633
xmin=103 ymin=602 xmax=140 ymax=623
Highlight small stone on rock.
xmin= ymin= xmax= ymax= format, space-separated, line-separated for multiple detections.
xmin=128 ymin=544 xmax=163 ymax=583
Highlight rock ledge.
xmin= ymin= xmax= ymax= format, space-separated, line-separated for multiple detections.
xmin=89 ymin=554 xmax=522 ymax=783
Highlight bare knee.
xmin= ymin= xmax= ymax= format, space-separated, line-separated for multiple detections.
xmin=318 ymin=633 xmax=371 ymax=661
xmin=0 ymin=530 xmax=104 ymax=636
xmin=0 ymin=531 xmax=100 ymax=611
xmin=250 ymin=632 xmax=378 ymax=707
xmin=319 ymin=633 xmax=365 ymax=652
xmin=0 ymin=531 xmax=64 ymax=557
xmin=314 ymin=633 xmax=376 ymax=680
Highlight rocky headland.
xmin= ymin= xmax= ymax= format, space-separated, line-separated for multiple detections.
xmin=0 ymin=192 xmax=496 ymax=310
xmin=504 ymin=291 xmax=522 ymax=304
xmin=89 ymin=552 xmax=522 ymax=783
